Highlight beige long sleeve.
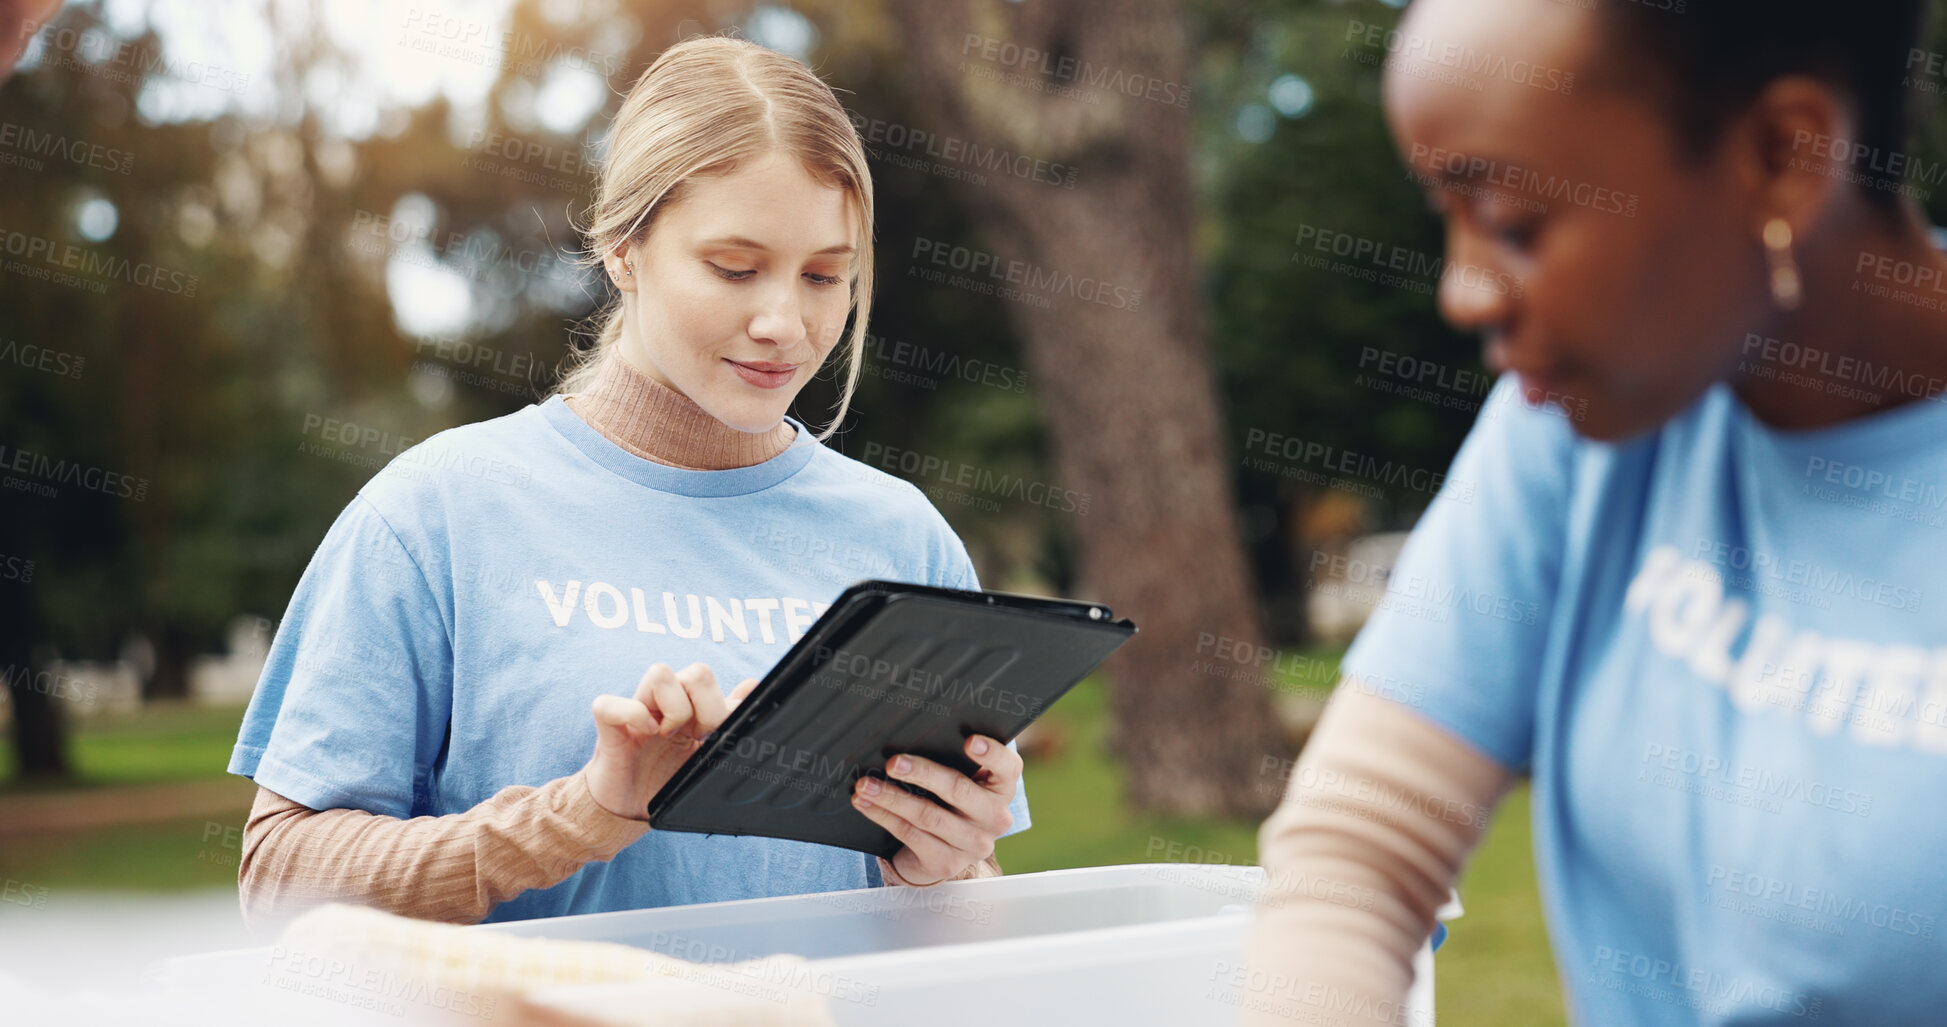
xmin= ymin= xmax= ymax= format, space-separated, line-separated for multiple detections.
xmin=1240 ymin=681 xmax=1513 ymax=1027
xmin=238 ymin=769 xmax=650 ymax=937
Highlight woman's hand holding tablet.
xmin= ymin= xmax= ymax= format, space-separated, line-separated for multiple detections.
xmin=582 ymin=663 xmax=761 ymax=822
xmin=852 ymin=734 xmax=1023 ymax=886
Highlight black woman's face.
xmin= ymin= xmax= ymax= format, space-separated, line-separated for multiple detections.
xmin=1383 ymin=0 xmax=1775 ymax=441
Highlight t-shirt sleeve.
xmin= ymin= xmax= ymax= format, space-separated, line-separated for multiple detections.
xmin=1338 ymin=376 xmax=1579 ymax=774
xmin=227 ymin=492 xmax=454 ymax=818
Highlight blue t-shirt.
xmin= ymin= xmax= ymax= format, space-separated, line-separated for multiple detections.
xmin=1344 ymin=376 xmax=1947 ymax=1025
xmin=229 ymin=397 xmax=1030 ymax=923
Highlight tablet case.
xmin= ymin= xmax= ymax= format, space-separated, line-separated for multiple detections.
xmin=645 ymin=581 xmax=1137 ymax=859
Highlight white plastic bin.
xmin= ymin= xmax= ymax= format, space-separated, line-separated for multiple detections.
xmin=504 ymin=864 xmax=1457 ymax=1026
xmin=148 ymin=864 xmax=1458 ymax=1025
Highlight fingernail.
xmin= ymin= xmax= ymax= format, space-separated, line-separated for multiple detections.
xmin=861 ymin=777 xmax=882 ymax=796
xmin=970 ymin=737 xmax=990 ymax=756
xmin=892 ymin=756 xmax=912 ymax=775
xmin=853 ymin=794 xmax=873 ymax=809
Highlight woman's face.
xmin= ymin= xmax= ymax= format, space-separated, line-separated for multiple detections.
xmin=1384 ymin=0 xmax=1777 ymax=441
xmin=609 ymin=152 xmax=857 ymax=434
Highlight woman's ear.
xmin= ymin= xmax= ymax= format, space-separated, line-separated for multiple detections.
xmin=1736 ymin=75 xmax=1853 ymax=240
xmin=604 ymin=244 xmax=638 ymax=293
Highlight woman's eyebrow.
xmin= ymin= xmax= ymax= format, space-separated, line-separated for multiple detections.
xmin=698 ymin=236 xmax=855 ymax=256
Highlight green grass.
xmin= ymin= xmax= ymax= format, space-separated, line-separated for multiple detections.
xmin=999 ymin=671 xmax=1566 ymax=1025
xmin=997 ymin=672 xmax=1263 ymax=872
xmin=0 ymin=816 xmax=249 ymax=892
xmin=1440 ymin=785 xmax=1565 ymax=1024
xmin=0 ymin=701 xmax=254 ymax=892
xmin=0 ymin=700 xmax=247 ymax=793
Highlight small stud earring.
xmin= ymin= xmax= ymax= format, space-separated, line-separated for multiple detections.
xmin=1763 ymin=217 xmax=1801 ymax=312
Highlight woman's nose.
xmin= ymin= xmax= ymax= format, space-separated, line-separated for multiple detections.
xmin=746 ymin=280 xmax=807 ymax=346
xmin=1437 ymin=236 xmax=1515 ymax=333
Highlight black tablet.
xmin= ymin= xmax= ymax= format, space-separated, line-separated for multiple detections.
xmin=644 ymin=580 xmax=1137 ymax=858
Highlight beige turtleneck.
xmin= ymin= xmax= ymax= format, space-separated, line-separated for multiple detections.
xmin=237 ymin=349 xmax=992 ymax=936
xmin=563 ymin=351 xmax=796 ymax=470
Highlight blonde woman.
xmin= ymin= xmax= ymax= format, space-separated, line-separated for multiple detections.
xmin=229 ymin=36 xmax=1027 ymax=933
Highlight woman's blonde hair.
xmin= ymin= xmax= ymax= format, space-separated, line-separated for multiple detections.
xmin=553 ymin=36 xmax=873 ymax=440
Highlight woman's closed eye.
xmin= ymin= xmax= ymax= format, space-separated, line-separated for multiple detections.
xmin=709 ymin=262 xmax=847 ymax=287
xmin=1479 ymin=213 xmax=1540 ymax=251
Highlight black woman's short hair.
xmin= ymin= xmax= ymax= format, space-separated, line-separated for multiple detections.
xmin=1596 ymin=0 xmax=1934 ymax=209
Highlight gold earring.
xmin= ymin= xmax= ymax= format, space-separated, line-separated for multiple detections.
xmin=1763 ymin=217 xmax=1801 ymax=312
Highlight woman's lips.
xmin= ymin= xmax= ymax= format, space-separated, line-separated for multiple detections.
xmin=725 ymin=359 xmax=799 ymax=390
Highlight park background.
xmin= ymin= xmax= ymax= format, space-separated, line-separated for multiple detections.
xmin=3 ymin=0 xmax=1945 ymax=1021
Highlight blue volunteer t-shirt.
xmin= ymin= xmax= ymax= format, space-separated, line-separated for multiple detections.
xmin=229 ymin=396 xmax=1030 ymax=924
xmin=1344 ymin=376 xmax=1947 ymax=1026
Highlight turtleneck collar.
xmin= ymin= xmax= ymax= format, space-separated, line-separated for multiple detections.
xmin=562 ymin=351 xmax=796 ymax=471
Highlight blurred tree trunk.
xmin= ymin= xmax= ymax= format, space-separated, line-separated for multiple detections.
xmin=892 ymin=0 xmax=1284 ymax=817
xmin=5 ymin=682 xmax=70 ymax=780
xmin=5 ymin=628 xmax=71 ymax=780
xmin=144 ymin=623 xmax=191 ymax=702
